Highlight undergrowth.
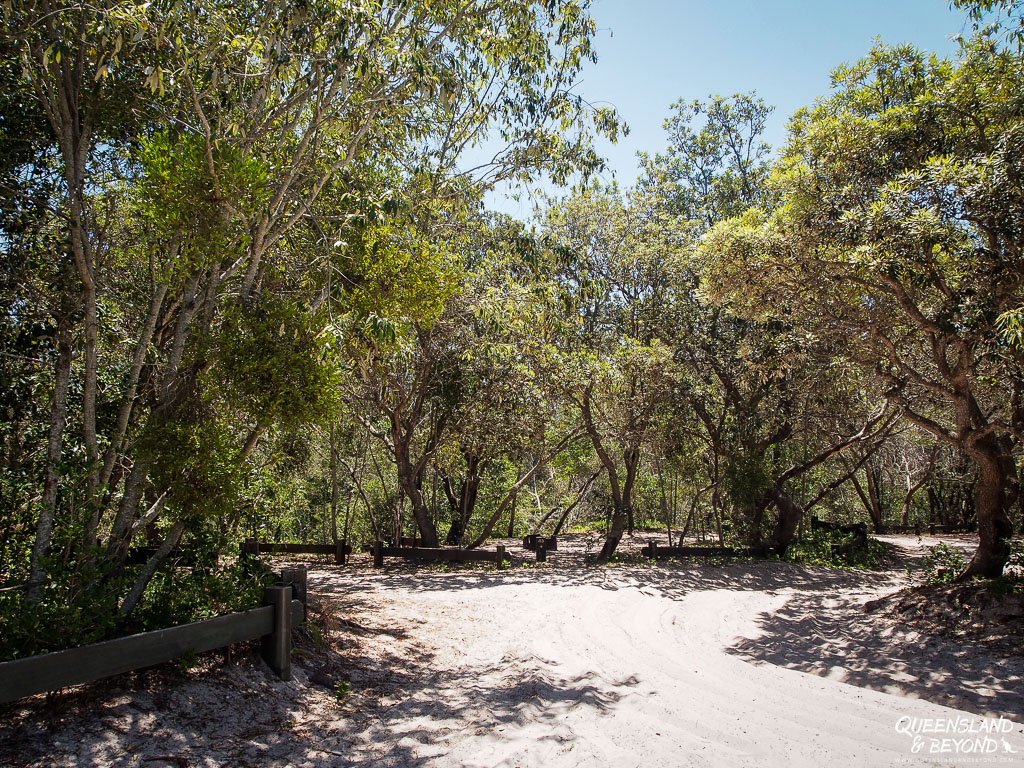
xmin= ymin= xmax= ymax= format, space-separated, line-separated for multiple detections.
xmin=782 ymin=529 xmax=887 ymax=570
xmin=0 ymin=557 xmax=275 ymax=661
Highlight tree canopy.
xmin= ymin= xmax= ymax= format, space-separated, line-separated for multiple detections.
xmin=1 ymin=0 xmax=1023 ymax=659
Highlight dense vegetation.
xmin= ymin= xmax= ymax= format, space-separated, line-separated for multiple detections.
xmin=1 ymin=0 xmax=1022 ymax=658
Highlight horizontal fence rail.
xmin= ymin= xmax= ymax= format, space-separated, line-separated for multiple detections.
xmin=0 ymin=569 xmax=308 ymax=705
xmin=372 ymin=543 xmax=509 ymax=567
xmin=241 ymin=539 xmax=352 ymax=564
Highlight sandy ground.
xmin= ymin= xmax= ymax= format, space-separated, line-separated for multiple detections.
xmin=2 ymin=533 xmax=1023 ymax=767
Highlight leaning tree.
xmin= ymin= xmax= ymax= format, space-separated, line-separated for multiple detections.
xmin=703 ymin=39 xmax=1024 ymax=577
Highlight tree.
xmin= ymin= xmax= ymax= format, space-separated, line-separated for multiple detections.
xmin=953 ymin=1 xmax=1024 ymax=50
xmin=542 ymin=184 xmax=686 ymax=558
xmin=1 ymin=0 xmax=620 ymax=640
xmin=639 ymin=92 xmax=773 ymax=231
xmin=703 ymin=39 xmax=1024 ymax=577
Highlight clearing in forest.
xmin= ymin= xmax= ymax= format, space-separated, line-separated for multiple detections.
xmin=2 ymin=533 xmax=1023 ymax=768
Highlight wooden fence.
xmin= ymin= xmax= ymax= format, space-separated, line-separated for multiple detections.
xmin=644 ymin=542 xmax=775 ymax=559
xmin=371 ymin=542 xmax=509 ymax=567
xmin=240 ymin=539 xmax=352 ymax=564
xmin=0 ymin=569 xmax=308 ymax=705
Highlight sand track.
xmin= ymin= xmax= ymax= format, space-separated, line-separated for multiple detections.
xmin=2 ymin=539 xmax=1023 ymax=767
xmin=311 ymin=561 xmax=1023 ymax=768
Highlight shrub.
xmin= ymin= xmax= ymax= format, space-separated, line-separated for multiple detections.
xmin=912 ymin=542 xmax=967 ymax=585
xmin=785 ymin=528 xmax=887 ymax=570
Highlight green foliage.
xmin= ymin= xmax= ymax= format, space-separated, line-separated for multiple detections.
xmin=640 ymin=92 xmax=773 ymax=230
xmin=333 ymin=680 xmax=351 ymax=702
xmin=988 ymin=540 xmax=1024 ymax=596
xmin=177 ymin=648 xmax=199 ymax=671
xmin=137 ymin=130 xmax=269 ymax=273
xmin=131 ymin=559 xmax=273 ymax=633
xmin=215 ymin=297 xmax=341 ymax=428
xmin=784 ymin=529 xmax=887 ymax=570
xmin=0 ymin=552 xmax=127 ymax=660
xmin=342 ymin=219 xmax=464 ymax=338
xmin=0 ymin=549 xmax=273 ymax=662
xmin=6 ymin=0 xmax=1024 ymax=666
xmin=953 ymin=0 xmax=1024 ymax=50
xmin=910 ymin=542 xmax=969 ymax=585
xmin=139 ymin=413 xmax=244 ymax=522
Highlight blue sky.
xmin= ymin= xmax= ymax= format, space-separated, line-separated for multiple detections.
xmin=486 ymin=0 xmax=973 ymax=217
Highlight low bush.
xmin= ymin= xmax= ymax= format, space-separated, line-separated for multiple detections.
xmin=784 ymin=528 xmax=887 ymax=570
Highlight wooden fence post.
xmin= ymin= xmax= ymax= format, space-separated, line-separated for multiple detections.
xmin=279 ymin=566 xmax=307 ymax=621
xmin=335 ymin=539 xmax=347 ymax=565
xmin=536 ymin=542 xmax=546 ymax=563
xmin=646 ymin=541 xmax=657 ymax=559
xmin=373 ymin=540 xmax=384 ymax=568
xmin=496 ymin=545 xmax=506 ymax=566
xmin=261 ymin=585 xmax=293 ymax=680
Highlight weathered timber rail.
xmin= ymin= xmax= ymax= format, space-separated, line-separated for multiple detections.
xmin=241 ymin=539 xmax=352 ymax=564
xmin=371 ymin=542 xmax=509 ymax=567
xmin=644 ymin=542 xmax=775 ymax=559
xmin=0 ymin=568 xmax=308 ymax=705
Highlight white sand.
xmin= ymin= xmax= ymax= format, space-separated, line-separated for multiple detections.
xmin=2 ymin=539 xmax=1023 ymax=767
xmin=313 ymin=562 xmax=1024 ymax=768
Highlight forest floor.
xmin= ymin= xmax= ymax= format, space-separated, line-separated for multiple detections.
xmin=2 ymin=532 xmax=1024 ymax=767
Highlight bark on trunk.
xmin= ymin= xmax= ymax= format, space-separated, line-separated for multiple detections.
xmin=396 ymin=461 xmax=439 ymax=547
xmin=851 ymin=473 xmax=884 ymax=533
xmin=329 ymin=425 xmax=339 ymax=543
xmin=747 ymin=491 xmax=773 ymax=547
xmin=866 ymin=466 xmax=886 ymax=532
xmin=960 ymin=440 xmax=1017 ymax=579
xmin=443 ymin=452 xmax=482 ymax=546
xmin=598 ymin=503 xmax=628 ymax=560
xmin=27 ymin=310 xmax=74 ymax=600
xmin=506 ymin=492 xmax=517 ymax=538
xmin=770 ymin=487 xmax=803 ymax=557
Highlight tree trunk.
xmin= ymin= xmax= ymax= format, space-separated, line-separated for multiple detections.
xmin=329 ymin=425 xmax=339 ymax=543
xmin=598 ymin=503 xmax=627 ymax=560
xmin=623 ymin=447 xmax=639 ymax=535
xmin=550 ymin=470 xmax=600 ymax=536
xmin=770 ymin=487 xmax=803 ymax=557
xmin=397 ymin=467 xmax=438 ymax=547
xmin=506 ymin=492 xmax=517 ymax=538
xmin=442 ymin=475 xmax=462 ymax=545
xmin=596 ymin=449 xmax=640 ymax=560
xmin=443 ymin=452 xmax=482 ymax=545
xmin=119 ymin=520 xmax=186 ymax=619
xmin=960 ymin=439 xmax=1017 ymax=579
xmin=27 ymin=310 xmax=73 ymax=600
xmin=864 ymin=465 xmax=885 ymax=532
xmin=851 ymin=473 xmax=884 ymax=533
xmin=747 ymin=490 xmax=772 ymax=547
